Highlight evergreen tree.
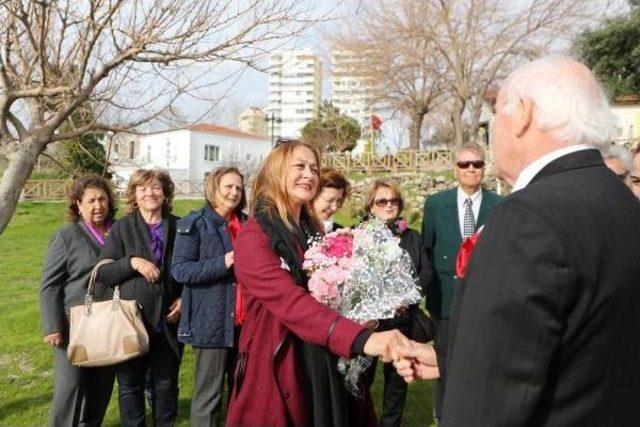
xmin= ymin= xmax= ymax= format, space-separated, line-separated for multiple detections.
xmin=574 ymin=1 xmax=640 ymax=98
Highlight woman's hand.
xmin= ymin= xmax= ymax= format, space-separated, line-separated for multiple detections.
xmin=43 ymin=332 xmax=63 ymax=347
xmin=131 ymin=257 xmax=161 ymax=283
xmin=225 ymin=251 xmax=234 ymax=268
xmin=363 ymin=329 xmax=410 ymax=362
xmin=166 ymin=298 xmax=182 ymax=324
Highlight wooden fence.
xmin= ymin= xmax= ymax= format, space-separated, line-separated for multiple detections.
xmin=324 ymin=149 xmax=454 ymax=173
xmin=20 ymin=179 xmax=206 ymax=201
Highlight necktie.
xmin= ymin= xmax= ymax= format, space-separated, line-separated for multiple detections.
xmin=463 ymin=198 xmax=475 ymax=238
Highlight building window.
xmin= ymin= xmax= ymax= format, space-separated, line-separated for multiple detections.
xmin=129 ymin=141 xmax=135 ymax=160
xmin=166 ymin=140 xmax=171 ymax=167
xmin=146 ymin=145 xmax=151 ymax=162
xmin=205 ymin=145 xmax=220 ymax=161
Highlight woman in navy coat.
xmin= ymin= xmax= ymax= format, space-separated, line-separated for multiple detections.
xmin=171 ymin=167 xmax=247 ymax=427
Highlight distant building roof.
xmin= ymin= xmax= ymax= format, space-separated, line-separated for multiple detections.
xmin=188 ymin=123 xmax=268 ymax=141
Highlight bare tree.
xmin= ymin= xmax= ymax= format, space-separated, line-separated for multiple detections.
xmin=0 ymin=0 xmax=332 ymax=235
xmin=422 ymin=0 xmax=616 ymax=145
xmin=333 ymin=0 xmax=444 ymax=150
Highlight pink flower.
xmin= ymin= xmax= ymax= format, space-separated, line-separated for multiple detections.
xmin=323 ymin=234 xmax=353 ymax=258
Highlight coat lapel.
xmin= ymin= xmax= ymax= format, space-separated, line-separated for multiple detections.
xmin=134 ymin=210 xmax=155 ymax=262
xmin=444 ymin=188 xmax=462 ymax=242
xmin=476 ymin=188 xmax=491 ymax=227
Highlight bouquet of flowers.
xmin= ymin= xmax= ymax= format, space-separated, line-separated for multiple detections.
xmin=303 ymin=217 xmax=422 ymax=396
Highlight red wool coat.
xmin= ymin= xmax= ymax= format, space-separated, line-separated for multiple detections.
xmin=226 ymin=218 xmax=367 ymax=427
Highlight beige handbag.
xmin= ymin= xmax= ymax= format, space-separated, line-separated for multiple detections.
xmin=68 ymin=259 xmax=149 ymax=367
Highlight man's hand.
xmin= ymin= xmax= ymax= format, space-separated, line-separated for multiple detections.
xmin=393 ymin=340 xmax=439 ymax=382
xmin=131 ymin=257 xmax=161 ymax=283
xmin=363 ymin=329 xmax=410 ymax=362
xmin=44 ymin=332 xmax=63 ymax=347
xmin=166 ymin=298 xmax=182 ymax=324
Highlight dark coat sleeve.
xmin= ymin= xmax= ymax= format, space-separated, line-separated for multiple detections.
xmin=442 ymin=199 xmax=574 ymax=426
xmin=402 ymin=230 xmax=432 ymax=295
xmin=96 ymin=221 xmax=138 ymax=286
xmin=39 ymin=231 xmax=67 ymax=335
xmin=171 ymin=225 xmax=229 ymax=285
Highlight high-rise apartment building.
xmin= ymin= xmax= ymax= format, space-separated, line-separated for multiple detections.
xmin=331 ymin=49 xmax=377 ymax=129
xmin=238 ymin=107 xmax=268 ymax=138
xmin=267 ymin=49 xmax=322 ymax=138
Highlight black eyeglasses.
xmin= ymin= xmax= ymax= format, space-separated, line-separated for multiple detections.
xmin=456 ymin=160 xmax=485 ymax=169
xmin=374 ymin=198 xmax=400 ymax=207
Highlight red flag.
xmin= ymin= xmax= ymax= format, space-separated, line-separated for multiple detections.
xmin=371 ymin=114 xmax=382 ymax=131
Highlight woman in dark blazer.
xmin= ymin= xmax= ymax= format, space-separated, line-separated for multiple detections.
xmin=171 ymin=166 xmax=247 ymax=427
xmin=96 ymin=169 xmax=182 ymax=427
xmin=310 ymin=167 xmax=351 ymax=232
xmin=40 ymin=175 xmax=116 ymax=426
xmin=362 ymin=178 xmax=433 ymax=427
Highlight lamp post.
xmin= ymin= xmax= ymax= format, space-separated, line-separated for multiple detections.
xmin=264 ymin=112 xmax=281 ymax=147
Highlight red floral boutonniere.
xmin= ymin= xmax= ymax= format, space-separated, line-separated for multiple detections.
xmin=455 ymin=226 xmax=484 ymax=279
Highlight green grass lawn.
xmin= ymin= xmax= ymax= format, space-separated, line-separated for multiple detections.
xmin=0 ymin=201 xmax=434 ymax=426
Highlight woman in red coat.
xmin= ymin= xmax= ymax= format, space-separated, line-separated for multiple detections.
xmin=226 ymin=140 xmax=408 ymax=427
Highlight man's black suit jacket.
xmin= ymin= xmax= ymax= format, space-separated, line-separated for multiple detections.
xmin=442 ymin=149 xmax=640 ymax=426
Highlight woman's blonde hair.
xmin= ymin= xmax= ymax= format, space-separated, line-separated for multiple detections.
xmin=250 ymin=140 xmax=321 ymax=229
xmin=364 ymin=179 xmax=405 ymax=215
xmin=204 ymin=166 xmax=246 ymax=217
xmin=124 ymin=169 xmax=175 ymax=215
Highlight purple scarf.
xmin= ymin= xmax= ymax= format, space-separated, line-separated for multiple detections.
xmin=146 ymin=222 xmax=164 ymax=267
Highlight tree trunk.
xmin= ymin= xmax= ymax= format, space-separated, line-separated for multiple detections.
xmin=0 ymin=139 xmax=45 ymax=235
xmin=451 ymin=98 xmax=466 ymax=146
xmin=408 ymin=111 xmax=425 ymax=150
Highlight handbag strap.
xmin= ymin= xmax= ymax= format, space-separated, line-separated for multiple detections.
xmin=84 ymin=259 xmax=120 ymax=313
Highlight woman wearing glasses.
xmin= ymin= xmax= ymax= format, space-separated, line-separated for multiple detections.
xmin=310 ymin=167 xmax=351 ymax=232
xmin=362 ymin=179 xmax=433 ymax=427
xmin=226 ymin=140 xmax=408 ymax=427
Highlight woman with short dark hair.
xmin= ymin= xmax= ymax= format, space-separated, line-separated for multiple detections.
xmin=310 ymin=167 xmax=351 ymax=232
xmin=171 ymin=166 xmax=247 ymax=427
xmin=40 ymin=174 xmax=116 ymax=426
xmin=96 ymin=169 xmax=183 ymax=427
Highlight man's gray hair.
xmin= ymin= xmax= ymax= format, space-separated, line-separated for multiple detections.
xmin=453 ymin=143 xmax=485 ymax=162
xmin=598 ymin=144 xmax=632 ymax=170
xmin=500 ymin=56 xmax=615 ymax=146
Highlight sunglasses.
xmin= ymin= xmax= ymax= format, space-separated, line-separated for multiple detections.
xmin=374 ymin=198 xmax=400 ymax=207
xmin=456 ymin=160 xmax=485 ymax=169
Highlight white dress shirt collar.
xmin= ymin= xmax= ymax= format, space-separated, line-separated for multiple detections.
xmin=512 ymin=144 xmax=593 ymax=192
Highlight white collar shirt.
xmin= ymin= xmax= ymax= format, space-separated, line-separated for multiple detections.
xmin=457 ymin=187 xmax=483 ymax=237
xmin=512 ymin=144 xmax=593 ymax=192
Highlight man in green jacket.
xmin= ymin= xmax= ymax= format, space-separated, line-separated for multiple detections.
xmin=421 ymin=142 xmax=502 ymax=421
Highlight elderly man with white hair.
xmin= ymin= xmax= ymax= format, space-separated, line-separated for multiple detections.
xmin=395 ymin=56 xmax=640 ymax=426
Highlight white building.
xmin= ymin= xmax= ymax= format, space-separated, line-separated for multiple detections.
xmin=111 ymin=123 xmax=270 ymax=185
xmin=611 ymin=95 xmax=640 ymax=142
xmin=267 ymin=49 xmax=322 ymax=138
xmin=331 ymin=49 xmax=376 ymax=127
xmin=238 ymin=107 xmax=268 ymax=138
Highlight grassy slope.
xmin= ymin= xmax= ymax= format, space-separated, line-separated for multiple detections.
xmin=0 ymin=201 xmax=433 ymax=426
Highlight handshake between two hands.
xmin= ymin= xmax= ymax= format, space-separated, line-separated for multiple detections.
xmin=363 ymin=330 xmax=439 ymax=383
